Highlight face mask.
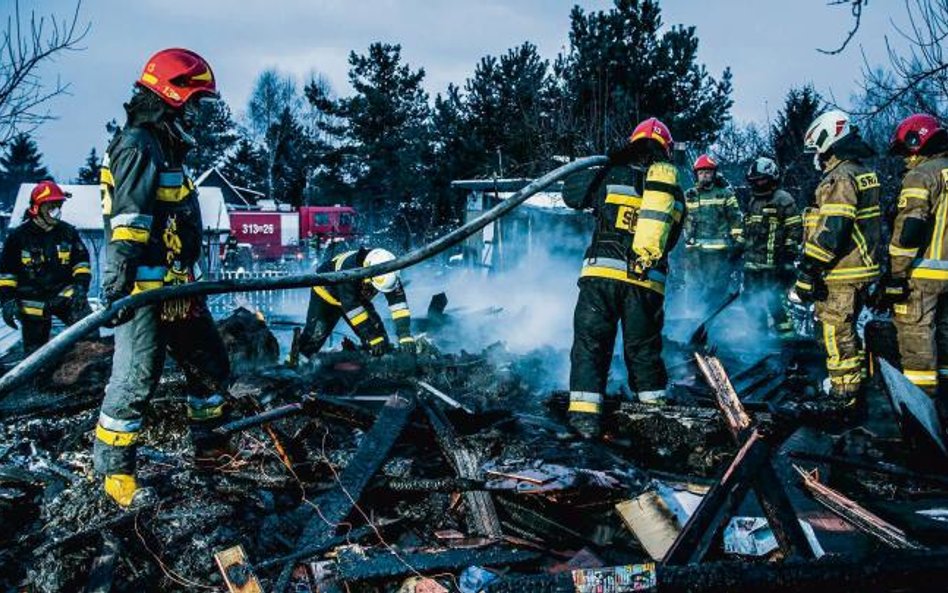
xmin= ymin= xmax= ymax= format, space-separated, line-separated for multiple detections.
xmin=45 ymin=207 xmax=62 ymax=222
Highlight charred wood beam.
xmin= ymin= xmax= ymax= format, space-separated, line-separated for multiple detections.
xmin=274 ymin=393 xmax=415 ymax=592
xmin=215 ymin=394 xmax=378 ymax=435
xmin=794 ymin=465 xmax=923 ymax=549
xmin=257 ymin=524 xmax=381 ymax=571
xmin=788 ymin=450 xmax=948 ymax=489
xmin=335 ymin=546 xmax=541 ymax=582
xmin=421 ymin=397 xmax=502 ymax=538
xmin=485 ymin=550 xmax=948 ymax=593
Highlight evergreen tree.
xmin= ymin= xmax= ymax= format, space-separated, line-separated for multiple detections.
xmin=770 ymin=86 xmax=824 ymax=202
xmin=266 ymin=107 xmax=313 ymax=207
xmin=0 ymin=133 xmax=49 ymax=210
xmin=76 ymin=147 xmax=100 ymax=184
xmin=557 ymin=0 xmax=733 ymax=153
xmin=221 ymin=138 xmax=267 ymax=194
xmin=185 ymin=99 xmax=240 ymax=175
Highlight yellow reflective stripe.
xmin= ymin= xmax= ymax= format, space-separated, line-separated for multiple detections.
xmin=731 ymin=228 xmax=743 ymax=236
xmin=568 ymin=401 xmax=601 ymax=414
xmin=900 ymin=188 xmax=930 ymax=201
xmin=111 ymin=227 xmax=150 ymax=243
xmin=95 ymin=425 xmax=139 ymax=447
xmin=693 ymin=198 xmax=727 ymax=206
xmin=605 ymin=193 xmax=642 ymax=207
xmin=825 ymin=265 xmax=879 ymax=282
xmin=391 ymin=309 xmax=411 ymax=320
xmin=784 ymin=215 xmax=802 ymax=226
xmin=131 ymin=280 xmax=163 ymax=294
xmin=0 ymin=278 xmax=16 ymax=288
xmin=579 ymin=266 xmax=665 ymax=295
xmin=795 ymin=280 xmax=813 ymax=291
xmin=399 ymin=336 xmax=415 ymax=344
xmin=856 ymin=206 xmax=881 ymax=220
xmin=313 ymin=286 xmax=341 ymax=306
xmin=73 ymin=266 xmax=91 ymax=276
xmin=890 ymin=244 xmax=918 ymax=258
xmin=852 ymin=227 xmax=873 ymax=267
xmin=156 ymin=185 xmax=189 ymax=203
xmin=823 ymin=324 xmax=839 ymax=362
xmin=930 ymin=186 xmax=948 ymax=259
xmin=909 ymin=267 xmax=948 ymax=281
xmin=819 ymin=204 xmax=857 ymax=218
xmin=100 ymin=167 xmax=114 ymax=186
xmin=21 ymin=306 xmax=44 ymax=316
xmin=368 ymin=336 xmax=385 ymax=346
xmin=827 ymin=356 xmax=862 ymax=371
xmin=804 ymin=242 xmax=834 ymax=263
xmin=350 ymin=312 xmax=369 ymax=326
xmin=904 ymin=369 xmax=938 ymax=386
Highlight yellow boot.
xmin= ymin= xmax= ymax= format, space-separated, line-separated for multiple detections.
xmin=104 ymin=474 xmax=155 ymax=509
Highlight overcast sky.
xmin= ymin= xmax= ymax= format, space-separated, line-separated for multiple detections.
xmin=16 ymin=0 xmax=909 ymax=179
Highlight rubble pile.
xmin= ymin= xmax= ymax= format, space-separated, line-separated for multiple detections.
xmin=1 ymin=307 xmax=948 ymax=592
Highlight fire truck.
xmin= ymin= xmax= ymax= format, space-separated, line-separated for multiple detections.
xmin=227 ymin=205 xmax=357 ymax=263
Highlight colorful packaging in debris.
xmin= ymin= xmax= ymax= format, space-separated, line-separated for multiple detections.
xmin=570 ymin=563 xmax=657 ymax=593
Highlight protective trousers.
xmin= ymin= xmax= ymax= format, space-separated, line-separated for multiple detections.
xmin=814 ymin=283 xmax=867 ymax=396
xmin=298 ymin=291 xmax=343 ymax=358
xmin=19 ymin=296 xmax=92 ymax=354
xmin=93 ymin=299 xmax=231 ymax=475
xmin=892 ymin=282 xmax=948 ymax=407
xmin=685 ymin=250 xmax=733 ymax=314
xmin=743 ymin=270 xmax=794 ymax=338
xmin=569 ymin=277 xmax=666 ymax=416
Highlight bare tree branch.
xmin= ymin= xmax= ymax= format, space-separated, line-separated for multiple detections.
xmin=818 ymin=0 xmax=869 ymax=55
xmin=0 ymin=0 xmax=89 ymax=144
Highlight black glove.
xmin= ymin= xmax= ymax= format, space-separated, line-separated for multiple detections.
xmin=368 ymin=339 xmax=391 ymax=357
xmin=629 ymin=257 xmax=652 ymax=281
xmin=69 ymin=286 xmax=90 ymax=321
xmin=2 ymin=300 xmax=18 ymax=330
xmin=102 ymin=285 xmax=134 ymax=328
xmin=794 ymin=260 xmax=828 ymax=303
xmin=876 ymin=276 xmax=910 ymax=309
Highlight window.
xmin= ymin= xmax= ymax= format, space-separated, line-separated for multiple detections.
xmin=339 ymin=213 xmax=353 ymax=227
xmin=314 ymin=213 xmax=330 ymax=226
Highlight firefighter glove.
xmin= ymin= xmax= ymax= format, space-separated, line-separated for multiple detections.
xmin=398 ymin=338 xmax=417 ymax=355
xmin=629 ymin=257 xmax=652 ymax=281
xmin=103 ymin=288 xmax=134 ymax=328
xmin=794 ymin=260 xmax=828 ymax=303
xmin=70 ymin=286 xmax=89 ymax=321
xmin=2 ymin=300 xmax=17 ymax=330
xmin=368 ymin=339 xmax=391 ymax=358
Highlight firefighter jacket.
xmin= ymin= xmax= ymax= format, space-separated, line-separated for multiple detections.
xmin=802 ymin=157 xmax=881 ymax=284
xmin=743 ymin=189 xmax=802 ymax=271
xmin=889 ymin=154 xmax=948 ymax=283
xmin=100 ymin=103 xmax=204 ymax=301
xmin=312 ymin=249 xmax=413 ymax=347
xmin=684 ymin=177 xmax=743 ymax=251
xmin=578 ymin=161 xmax=685 ymax=296
xmin=0 ymin=219 xmax=91 ymax=310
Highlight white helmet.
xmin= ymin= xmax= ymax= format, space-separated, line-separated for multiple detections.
xmin=746 ymin=156 xmax=779 ymax=181
xmin=364 ymin=248 xmax=398 ymax=293
xmin=804 ymin=110 xmax=853 ymax=170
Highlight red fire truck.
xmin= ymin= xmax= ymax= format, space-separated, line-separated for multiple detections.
xmin=228 ymin=205 xmax=357 ymax=261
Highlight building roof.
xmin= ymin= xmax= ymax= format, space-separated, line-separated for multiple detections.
xmin=11 ymin=183 xmax=231 ymax=233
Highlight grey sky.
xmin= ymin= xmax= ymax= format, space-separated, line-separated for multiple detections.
xmin=17 ymin=0 xmax=908 ymax=179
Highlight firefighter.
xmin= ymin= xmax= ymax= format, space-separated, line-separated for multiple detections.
xmin=93 ymin=48 xmax=233 ymax=508
xmin=742 ymin=157 xmax=801 ymax=339
xmin=0 ymin=180 xmax=92 ymax=353
xmin=683 ymin=154 xmax=743 ymax=308
xmin=795 ymin=110 xmax=880 ymax=410
xmin=298 ymin=247 xmax=414 ymax=359
xmin=882 ymin=113 xmax=948 ymax=424
xmin=566 ymin=117 xmax=685 ymax=439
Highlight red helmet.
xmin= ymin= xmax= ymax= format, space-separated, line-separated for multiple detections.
xmin=138 ymin=48 xmax=218 ymax=108
xmin=889 ymin=113 xmax=946 ymax=156
xmin=629 ymin=117 xmax=674 ymax=158
xmin=29 ymin=180 xmax=70 ymax=217
xmin=693 ymin=153 xmax=717 ymax=171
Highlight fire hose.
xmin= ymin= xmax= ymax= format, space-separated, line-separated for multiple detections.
xmin=0 ymin=155 xmax=609 ymax=396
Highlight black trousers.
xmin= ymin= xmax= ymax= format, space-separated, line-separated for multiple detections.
xmin=298 ymin=292 xmax=343 ymax=358
xmin=20 ymin=297 xmax=92 ymax=354
xmin=569 ymin=277 xmax=667 ymax=399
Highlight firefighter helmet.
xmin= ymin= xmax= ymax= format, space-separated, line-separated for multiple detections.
xmin=629 ymin=117 xmax=674 ymax=158
xmin=746 ymin=157 xmax=779 ymax=182
xmin=889 ymin=113 xmax=947 ymax=156
xmin=804 ymin=110 xmax=853 ymax=155
xmin=137 ymin=48 xmax=218 ymax=109
xmin=28 ymin=180 xmax=70 ymax=218
xmin=693 ymin=154 xmax=717 ymax=172
xmin=364 ymin=248 xmax=398 ymax=293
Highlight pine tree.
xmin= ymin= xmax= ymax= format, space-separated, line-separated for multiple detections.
xmin=185 ymin=99 xmax=240 ymax=175
xmin=557 ymin=0 xmax=733 ymax=152
xmin=221 ymin=139 xmax=267 ymax=194
xmin=76 ymin=147 xmax=100 ymax=184
xmin=771 ymin=86 xmax=824 ymax=201
xmin=266 ymin=107 xmax=312 ymax=207
xmin=0 ymin=133 xmax=49 ymax=210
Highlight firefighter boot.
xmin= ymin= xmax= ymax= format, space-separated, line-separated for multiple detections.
xmin=568 ymin=411 xmax=601 ymax=439
xmin=104 ymin=474 xmax=156 ymax=509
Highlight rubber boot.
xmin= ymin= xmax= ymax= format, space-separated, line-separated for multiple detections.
xmin=104 ymin=474 xmax=156 ymax=509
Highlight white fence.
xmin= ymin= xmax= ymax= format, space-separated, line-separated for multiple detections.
xmin=206 ymin=269 xmax=310 ymax=318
